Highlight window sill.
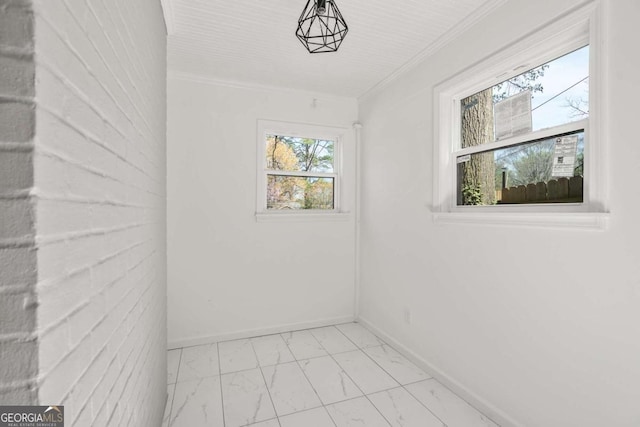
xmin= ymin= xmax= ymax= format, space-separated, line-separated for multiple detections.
xmin=432 ymin=211 xmax=609 ymax=230
xmin=255 ymin=211 xmax=351 ymax=223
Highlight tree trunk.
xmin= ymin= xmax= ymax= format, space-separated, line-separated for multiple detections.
xmin=460 ymin=89 xmax=496 ymax=205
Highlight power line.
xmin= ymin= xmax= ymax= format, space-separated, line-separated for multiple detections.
xmin=532 ymin=76 xmax=589 ymax=112
xmin=492 ymin=76 xmax=589 ymax=162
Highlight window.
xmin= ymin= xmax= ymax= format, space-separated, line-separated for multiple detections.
xmin=265 ymin=135 xmax=336 ymax=210
xmin=256 ymin=120 xmax=348 ymax=220
xmin=457 ymin=46 xmax=588 ymax=206
xmin=433 ymin=2 xmax=608 ymax=229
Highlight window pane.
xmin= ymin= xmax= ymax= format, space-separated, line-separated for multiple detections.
xmin=528 ymin=46 xmax=589 ymax=130
xmin=460 ymin=46 xmax=589 ymax=147
xmin=456 ymin=131 xmax=584 ymax=205
xmin=266 ymin=135 xmax=334 ymax=173
xmin=267 ymin=175 xmax=334 ymax=210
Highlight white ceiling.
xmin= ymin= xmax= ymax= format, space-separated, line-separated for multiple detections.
xmin=165 ymin=0 xmax=504 ymax=98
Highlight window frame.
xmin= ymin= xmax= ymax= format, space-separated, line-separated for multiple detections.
xmin=256 ymin=119 xmax=349 ymax=221
xmin=432 ymin=1 xmax=608 ymax=229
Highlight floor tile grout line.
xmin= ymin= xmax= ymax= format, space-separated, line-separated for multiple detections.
xmin=256 ymin=366 xmax=282 ymax=424
xmin=260 ymin=361 xmax=325 ymax=418
xmin=350 ymin=326 xmax=499 ymax=425
xmin=335 ymin=323 xmax=379 ymax=350
xmin=335 ymin=346 xmax=403 ymax=390
xmin=324 ymin=352 xmax=393 ymax=426
xmin=288 ymin=340 xmax=369 ymax=427
xmin=321 ymin=393 xmax=393 ymax=427
xmin=231 ymin=323 xmax=399 ymax=425
xmin=360 ymin=341 xmax=431 ymax=389
xmin=362 ymin=390 xmax=399 ymax=427
xmin=219 ymin=338 xmax=260 ymax=375
xmin=312 ymin=328 xmax=341 ymax=358
xmin=174 ymin=347 xmax=184 ymax=383
xmin=215 ymin=320 xmax=357 ymax=346
xmin=216 ymin=343 xmax=227 ymax=427
xmin=166 ymin=322 xmax=498 ymax=427
xmin=401 ymin=382 xmax=450 ymax=427
xmin=281 ymin=322 xmax=373 ymax=355
xmin=168 ymin=320 xmax=364 ymax=350
xmin=250 ymin=335 xmax=280 ymax=425
xmin=336 ymin=326 xmax=410 ymax=390
xmin=247 ymin=417 xmax=280 ymax=427
xmin=166 ymin=347 xmax=183 ymax=425
xmin=307 ymin=326 xmax=352 ymax=355
xmin=278 ymin=406 xmax=338 ymax=427
xmin=292 ymin=354 xmax=332 ymax=418
xmin=353 ymin=336 xmax=444 ymax=425
xmin=280 ymin=329 xmax=329 ymax=361
xmin=171 ymin=373 xmax=222 ymax=384
xmin=404 ymin=377 xmax=501 ymax=427
xmin=215 ymin=322 xmax=362 ymax=360
xmin=165 ymin=383 xmax=176 ymax=427
xmin=322 ymin=405 xmax=339 ymax=427
xmin=354 ymin=328 xmax=494 ymax=426
xmin=328 ymin=323 xmax=433 ymax=427
xmin=252 ymin=334 xmax=296 ymax=368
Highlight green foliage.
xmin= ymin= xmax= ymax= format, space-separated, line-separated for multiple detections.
xmin=493 ymin=64 xmax=549 ymax=102
xmin=462 ymin=184 xmax=483 ymax=206
xmin=279 ymin=136 xmax=334 ymax=172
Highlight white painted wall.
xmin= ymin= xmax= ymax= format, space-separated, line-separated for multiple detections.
xmin=32 ymin=1 xmax=167 ymax=425
xmin=0 ymin=0 xmax=37 ymax=405
xmin=357 ymin=1 xmax=640 ymax=426
xmin=167 ymin=76 xmax=358 ymax=347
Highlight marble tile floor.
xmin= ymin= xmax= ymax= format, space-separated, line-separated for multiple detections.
xmin=162 ymin=322 xmax=499 ymax=427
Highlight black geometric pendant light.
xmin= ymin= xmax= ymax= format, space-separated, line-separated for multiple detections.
xmin=296 ymin=0 xmax=348 ymax=53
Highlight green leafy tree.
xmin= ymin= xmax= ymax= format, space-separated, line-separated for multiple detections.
xmin=493 ymin=65 xmax=549 ymax=102
xmin=281 ymin=137 xmax=334 ymax=172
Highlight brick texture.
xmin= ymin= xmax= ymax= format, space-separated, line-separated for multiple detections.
xmin=30 ymin=0 xmax=167 ymax=426
xmin=0 ymin=0 xmax=38 ymax=406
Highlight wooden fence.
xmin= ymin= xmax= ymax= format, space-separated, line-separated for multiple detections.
xmin=498 ymin=176 xmax=583 ymax=204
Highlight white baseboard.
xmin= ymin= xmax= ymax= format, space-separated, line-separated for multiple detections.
xmin=357 ymin=316 xmax=524 ymax=427
xmin=168 ymin=315 xmax=355 ymax=349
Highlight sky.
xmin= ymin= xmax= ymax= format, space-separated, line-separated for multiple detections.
xmin=527 ymin=45 xmax=590 ymax=130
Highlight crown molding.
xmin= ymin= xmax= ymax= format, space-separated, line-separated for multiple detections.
xmin=160 ymin=0 xmax=176 ymax=35
xmin=358 ymin=0 xmax=509 ymax=101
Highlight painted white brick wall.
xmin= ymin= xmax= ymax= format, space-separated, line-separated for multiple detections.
xmin=0 ymin=0 xmax=38 ymax=405
xmin=31 ymin=0 xmax=167 ymax=426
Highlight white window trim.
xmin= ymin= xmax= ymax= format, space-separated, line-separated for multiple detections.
xmin=255 ymin=119 xmax=350 ymax=222
xmin=432 ymin=1 xmax=609 ymax=230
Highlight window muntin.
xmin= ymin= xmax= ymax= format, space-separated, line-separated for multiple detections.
xmin=455 ymin=46 xmax=589 ymax=206
xmin=262 ymin=133 xmax=338 ymax=211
